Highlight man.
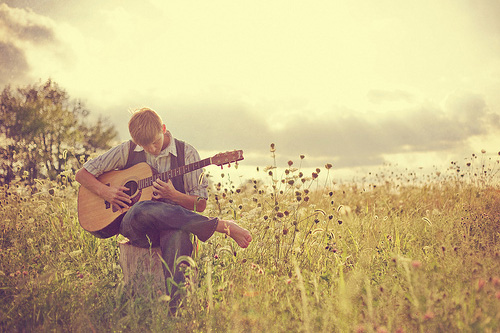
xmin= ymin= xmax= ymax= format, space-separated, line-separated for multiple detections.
xmin=75 ymin=107 xmax=252 ymax=310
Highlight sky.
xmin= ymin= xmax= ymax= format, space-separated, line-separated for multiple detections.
xmin=1 ymin=0 xmax=500 ymax=182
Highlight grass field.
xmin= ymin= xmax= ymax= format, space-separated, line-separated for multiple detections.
xmin=1 ymin=150 xmax=499 ymax=332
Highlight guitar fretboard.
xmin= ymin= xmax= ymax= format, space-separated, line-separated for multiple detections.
xmin=137 ymin=157 xmax=211 ymax=189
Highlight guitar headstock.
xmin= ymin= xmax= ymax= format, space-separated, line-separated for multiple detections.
xmin=211 ymin=150 xmax=244 ymax=167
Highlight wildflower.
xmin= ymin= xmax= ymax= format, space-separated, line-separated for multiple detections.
xmin=325 ymin=163 xmax=332 ymax=169
xmin=243 ymin=291 xmax=259 ymax=297
xmin=270 ymin=143 xmax=276 ymax=152
xmin=316 ymin=168 xmax=321 ymax=173
xmin=355 ymin=324 xmax=365 ymax=333
xmin=481 ymin=149 xmax=486 ymax=154
xmin=411 ymin=260 xmax=422 ymax=268
xmin=338 ymin=220 xmax=343 ymax=225
xmin=423 ymin=310 xmax=434 ymax=320
xmin=277 ymin=212 xmax=284 ymax=218
xmin=283 ymin=228 xmax=289 ymax=235
xmin=300 ymin=155 xmax=305 ymax=159
xmin=492 ymin=277 xmax=500 ymax=287
xmin=285 ymin=278 xmax=292 ymax=284
xmin=477 ymin=279 xmax=486 ymax=291
xmin=288 ymin=160 xmax=293 ymax=167
xmin=312 ymin=172 xmax=318 ymax=179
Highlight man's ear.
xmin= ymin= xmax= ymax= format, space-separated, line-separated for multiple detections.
xmin=162 ymin=124 xmax=167 ymax=133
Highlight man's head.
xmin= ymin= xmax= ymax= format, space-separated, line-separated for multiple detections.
xmin=129 ymin=107 xmax=167 ymax=155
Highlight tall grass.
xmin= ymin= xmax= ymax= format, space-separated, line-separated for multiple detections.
xmin=1 ymin=149 xmax=499 ymax=332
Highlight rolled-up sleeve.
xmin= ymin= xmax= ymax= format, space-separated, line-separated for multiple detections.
xmin=183 ymin=143 xmax=208 ymax=198
xmin=83 ymin=141 xmax=130 ymax=177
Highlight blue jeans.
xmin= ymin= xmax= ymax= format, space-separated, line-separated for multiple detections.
xmin=119 ymin=200 xmax=218 ymax=306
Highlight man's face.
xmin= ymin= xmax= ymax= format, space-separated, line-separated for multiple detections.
xmin=141 ymin=132 xmax=164 ymax=156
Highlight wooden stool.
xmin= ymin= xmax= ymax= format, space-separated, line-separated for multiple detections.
xmin=118 ymin=239 xmax=166 ymax=295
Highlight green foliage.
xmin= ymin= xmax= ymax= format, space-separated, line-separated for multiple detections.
xmin=0 ymin=79 xmax=118 ymax=185
xmin=0 ymin=149 xmax=499 ymax=332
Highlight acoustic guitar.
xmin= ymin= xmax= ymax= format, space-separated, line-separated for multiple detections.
xmin=77 ymin=150 xmax=243 ymax=238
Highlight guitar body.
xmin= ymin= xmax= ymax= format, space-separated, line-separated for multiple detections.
xmin=77 ymin=162 xmax=154 ymax=238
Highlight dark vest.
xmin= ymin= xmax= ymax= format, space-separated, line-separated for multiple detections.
xmin=125 ymin=139 xmax=186 ymax=194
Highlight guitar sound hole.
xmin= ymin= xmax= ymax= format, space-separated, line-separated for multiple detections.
xmin=124 ymin=181 xmax=138 ymax=198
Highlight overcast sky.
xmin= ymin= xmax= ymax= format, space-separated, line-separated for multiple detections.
xmin=1 ymin=0 xmax=499 ymax=180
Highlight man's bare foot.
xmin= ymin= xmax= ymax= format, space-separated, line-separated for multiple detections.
xmin=216 ymin=220 xmax=252 ymax=248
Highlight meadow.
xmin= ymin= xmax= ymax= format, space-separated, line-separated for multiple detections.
xmin=1 ymin=148 xmax=499 ymax=332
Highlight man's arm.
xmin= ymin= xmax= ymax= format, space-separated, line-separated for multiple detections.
xmin=75 ymin=168 xmax=132 ymax=212
xmin=152 ymin=179 xmax=206 ymax=212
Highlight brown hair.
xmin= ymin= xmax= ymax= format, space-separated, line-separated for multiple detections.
xmin=128 ymin=107 xmax=163 ymax=146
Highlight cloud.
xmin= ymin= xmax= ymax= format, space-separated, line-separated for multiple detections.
xmin=0 ymin=3 xmax=58 ymax=86
xmin=134 ymin=91 xmax=498 ymax=169
xmin=0 ymin=4 xmax=55 ymax=43
xmin=0 ymin=42 xmax=29 ymax=85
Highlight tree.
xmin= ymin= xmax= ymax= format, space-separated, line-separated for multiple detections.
xmin=0 ymin=79 xmax=118 ymax=185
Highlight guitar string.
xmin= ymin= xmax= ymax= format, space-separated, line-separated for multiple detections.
xmin=136 ymin=158 xmax=212 ymax=190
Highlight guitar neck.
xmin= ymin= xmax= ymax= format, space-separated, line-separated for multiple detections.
xmin=138 ymin=157 xmax=212 ymax=189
